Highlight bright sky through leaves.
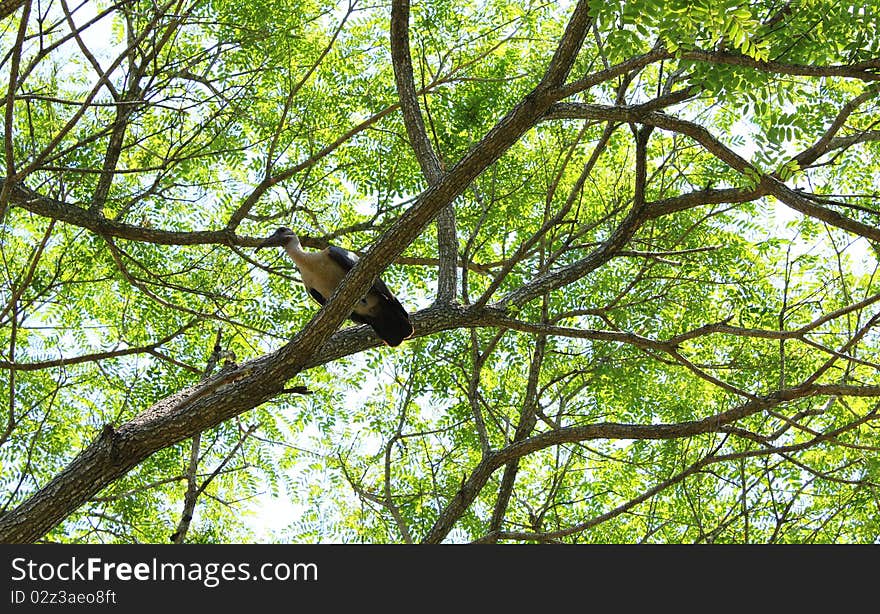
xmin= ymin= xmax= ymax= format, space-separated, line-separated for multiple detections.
xmin=1 ymin=0 xmax=880 ymax=544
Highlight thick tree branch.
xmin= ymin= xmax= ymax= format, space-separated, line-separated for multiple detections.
xmin=0 ymin=0 xmax=25 ymax=21
xmin=0 ymin=0 xmax=30 ymax=220
xmin=792 ymin=85 xmax=880 ymax=168
xmin=390 ymin=0 xmax=444 ymax=182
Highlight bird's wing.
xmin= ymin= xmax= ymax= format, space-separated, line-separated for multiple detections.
xmin=307 ymin=287 xmax=326 ymax=305
xmin=326 ymin=246 xmax=358 ymax=272
xmin=326 ymin=245 xmax=400 ymax=301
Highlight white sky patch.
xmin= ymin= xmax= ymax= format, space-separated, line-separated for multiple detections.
xmin=249 ymin=493 xmax=306 ymax=542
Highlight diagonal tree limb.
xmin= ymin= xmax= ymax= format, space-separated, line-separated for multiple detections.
xmin=486 ymin=314 xmax=547 ymax=540
xmin=0 ymin=0 xmax=23 ymax=20
xmin=390 ymin=0 xmax=445 ymax=182
xmin=792 ymin=85 xmax=879 ymax=168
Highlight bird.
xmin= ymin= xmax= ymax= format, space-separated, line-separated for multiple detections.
xmin=256 ymin=227 xmax=414 ymax=347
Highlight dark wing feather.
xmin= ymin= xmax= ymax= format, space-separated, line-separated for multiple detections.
xmin=307 ymin=287 xmax=326 ymax=306
xmin=324 ymin=245 xmax=369 ymax=321
xmin=360 ymin=294 xmax=414 ymax=346
xmin=368 ymin=276 xmax=399 ymax=303
xmin=326 ymin=246 xmax=358 ymax=272
xmin=326 ymin=245 xmax=413 ymax=346
xmin=327 ymin=246 xmax=397 ymax=301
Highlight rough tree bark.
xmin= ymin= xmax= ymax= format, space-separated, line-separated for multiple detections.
xmin=390 ymin=0 xmax=457 ymax=303
xmin=0 ymin=0 xmax=25 ymax=22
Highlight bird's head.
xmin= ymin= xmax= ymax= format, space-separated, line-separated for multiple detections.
xmin=255 ymin=227 xmax=299 ymax=250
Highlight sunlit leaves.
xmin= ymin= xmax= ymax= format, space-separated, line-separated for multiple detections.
xmin=1 ymin=0 xmax=879 ymax=545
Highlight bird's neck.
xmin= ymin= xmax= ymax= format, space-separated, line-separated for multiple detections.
xmin=283 ymin=237 xmax=306 ymax=263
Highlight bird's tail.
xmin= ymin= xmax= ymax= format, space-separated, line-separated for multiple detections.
xmin=353 ymin=296 xmax=414 ymax=347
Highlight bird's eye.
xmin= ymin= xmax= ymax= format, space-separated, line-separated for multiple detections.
xmin=360 ymin=298 xmax=367 ymax=304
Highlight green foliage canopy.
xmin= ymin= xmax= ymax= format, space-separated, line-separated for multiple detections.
xmin=1 ymin=0 xmax=879 ymax=543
